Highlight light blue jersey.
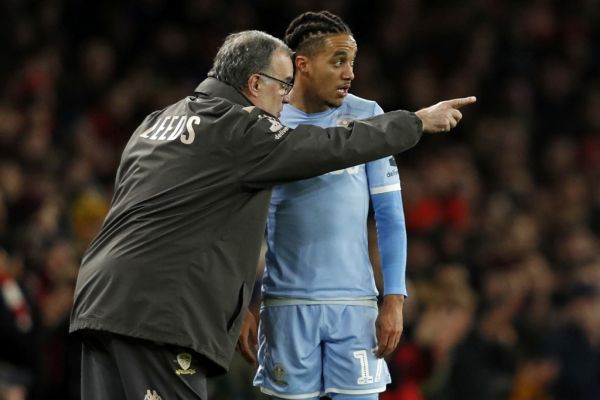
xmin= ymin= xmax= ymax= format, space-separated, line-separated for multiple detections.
xmin=255 ymin=94 xmax=405 ymax=398
xmin=262 ymin=94 xmax=406 ymax=301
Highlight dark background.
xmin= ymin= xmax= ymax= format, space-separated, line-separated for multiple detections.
xmin=0 ymin=0 xmax=599 ymax=399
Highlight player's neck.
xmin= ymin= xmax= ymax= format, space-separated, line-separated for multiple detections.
xmin=288 ymin=86 xmax=330 ymax=114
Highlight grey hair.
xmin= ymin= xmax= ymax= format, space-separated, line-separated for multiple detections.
xmin=208 ymin=30 xmax=292 ymax=91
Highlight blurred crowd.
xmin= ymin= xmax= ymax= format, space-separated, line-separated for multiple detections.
xmin=1 ymin=0 xmax=599 ymax=399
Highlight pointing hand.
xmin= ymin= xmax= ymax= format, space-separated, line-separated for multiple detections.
xmin=415 ymin=96 xmax=477 ymax=133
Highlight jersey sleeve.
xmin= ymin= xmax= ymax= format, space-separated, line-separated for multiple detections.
xmin=367 ymin=157 xmax=408 ymax=296
xmin=373 ymin=102 xmax=384 ymax=117
xmin=366 ymin=103 xmax=402 ymax=196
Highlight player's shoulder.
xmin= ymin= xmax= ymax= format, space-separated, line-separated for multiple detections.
xmin=344 ymin=93 xmax=377 ymax=108
xmin=345 ymin=93 xmax=377 ymax=107
xmin=343 ymin=94 xmax=381 ymax=117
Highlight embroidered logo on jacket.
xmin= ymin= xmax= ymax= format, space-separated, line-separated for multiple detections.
xmin=258 ymin=114 xmax=289 ymax=139
xmin=175 ymin=352 xmax=197 ymax=375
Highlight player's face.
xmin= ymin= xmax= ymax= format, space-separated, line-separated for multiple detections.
xmin=305 ymin=34 xmax=357 ymax=110
xmin=254 ymin=49 xmax=294 ymax=117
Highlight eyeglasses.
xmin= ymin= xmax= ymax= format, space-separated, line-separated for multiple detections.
xmin=257 ymin=72 xmax=293 ymax=95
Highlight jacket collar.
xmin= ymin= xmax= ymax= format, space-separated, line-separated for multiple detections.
xmin=194 ymin=77 xmax=253 ymax=107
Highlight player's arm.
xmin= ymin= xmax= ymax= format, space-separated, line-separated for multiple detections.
xmin=367 ymin=158 xmax=407 ymax=358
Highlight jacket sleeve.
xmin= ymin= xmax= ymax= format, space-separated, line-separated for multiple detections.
xmin=237 ymin=108 xmax=423 ymax=189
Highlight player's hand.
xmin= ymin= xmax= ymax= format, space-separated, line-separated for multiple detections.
xmin=415 ymin=96 xmax=477 ymax=133
xmin=374 ymin=294 xmax=404 ymax=358
xmin=236 ymin=310 xmax=258 ymax=365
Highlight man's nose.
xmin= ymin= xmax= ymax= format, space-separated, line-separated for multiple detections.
xmin=282 ymin=93 xmax=290 ymax=104
xmin=342 ymin=65 xmax=354 ymax=81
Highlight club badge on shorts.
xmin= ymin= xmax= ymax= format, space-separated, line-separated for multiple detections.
xmin=272 ymin=364 xmax=288 ymax=387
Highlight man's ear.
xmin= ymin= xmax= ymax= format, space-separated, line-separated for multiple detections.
xmin=295 ymin=55 xmax=309 ymax=75
xmin=246 ymin=74 xmax=261 ymax=97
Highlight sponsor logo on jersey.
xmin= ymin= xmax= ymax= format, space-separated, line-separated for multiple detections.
xmin=144 ymin=389 xmax=162 ymax=400
xmin=387 ymin=157 xmax=399 ymax=177
xmin=336 ymin=114 xmax=355 ymax=128
xmin=175 ymin=352 xmax=197 ymax=375
xmin=272 ymin=364 xmax=288 ymax=387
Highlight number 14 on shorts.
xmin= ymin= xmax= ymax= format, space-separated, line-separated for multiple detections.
xmin=353 ymin=350 xmax=384 ymax=385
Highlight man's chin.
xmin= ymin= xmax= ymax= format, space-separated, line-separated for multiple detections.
xmin=327 ymin=98 xmax=344 ymax=108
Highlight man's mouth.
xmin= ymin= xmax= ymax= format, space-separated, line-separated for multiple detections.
xmin=336 ymin=85 xmax=350 ymax=97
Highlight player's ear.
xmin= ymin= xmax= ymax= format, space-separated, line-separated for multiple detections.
xmin=295 ymin=55 xmax=309 ymax=74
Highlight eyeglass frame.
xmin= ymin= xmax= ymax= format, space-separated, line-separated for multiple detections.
xmin=257 ymin=72 xmax=293 ymax=95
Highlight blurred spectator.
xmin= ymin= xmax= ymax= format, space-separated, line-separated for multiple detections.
xmin=0 ymin=247 xmax=41 ymax=400
xmin=543 ymin=283 xmax=600 ymax=399
xmin=1 ymin=0 xmax=599 ymax=399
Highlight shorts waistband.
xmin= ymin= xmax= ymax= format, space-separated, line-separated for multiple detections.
xmin=261 ymin=297 xmax=378 ymax=308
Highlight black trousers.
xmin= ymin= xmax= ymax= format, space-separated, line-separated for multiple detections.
xmin=80 ymin=331 xmax=207 ymax=400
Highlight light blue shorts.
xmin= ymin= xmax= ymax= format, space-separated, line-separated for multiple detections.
xmin=253 ymin=303 xmax=390 ymax=399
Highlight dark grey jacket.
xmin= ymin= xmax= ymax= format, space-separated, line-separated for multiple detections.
xmin=69 ymin=77 xmax=422 ymax=375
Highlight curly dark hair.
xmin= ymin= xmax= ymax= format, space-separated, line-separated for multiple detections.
xmin=284 ymin=11 xmax=352 ymax=55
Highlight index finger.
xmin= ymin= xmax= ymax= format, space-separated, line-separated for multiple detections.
xmin=445 ymin=96 xmax=477 ymax=109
